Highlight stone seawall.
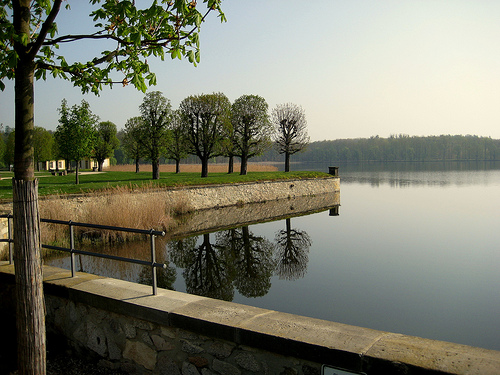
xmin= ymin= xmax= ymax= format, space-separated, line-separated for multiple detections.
xmin=0 ymin=177 xmax=339 ymax=258
xmin=1 ymin=263 xmax=498 ymax=375
xmin=169 ymin=191 xmax=340 ymax=239
xmin=0 ymin=176 xmax=339 ymax=215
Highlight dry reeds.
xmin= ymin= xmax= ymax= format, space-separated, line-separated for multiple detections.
xmin=108 ymin=163 xmax=278 ymax=173
xmin=39 ymin=185 xmax=190 ymax=244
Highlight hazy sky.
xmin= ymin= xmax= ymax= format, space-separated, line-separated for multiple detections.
xmin=1 ymin=1 xmax=500 ymax=141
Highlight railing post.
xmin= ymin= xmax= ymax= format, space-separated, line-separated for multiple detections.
xmin=8 ymin=214 xmax=13 ymax=264
xmin=69 ymin=221 xmax=75 ymax=277
xmin=150 ymin=231 xmax=157 ymax=295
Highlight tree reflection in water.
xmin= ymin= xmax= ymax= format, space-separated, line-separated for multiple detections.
xmin=274 ymin=218 xmax=312 ymax=281
xmin=137 ymin=262 xmax=177 ymax=290
xmin=168 ymin=218 xmax=311 ymax=301
xmin=43 ymin=216 xmax=312 ymax=300
xmin=217 ymin=227 xmax=275 ymax=298
xmin=170 ymin=233 xmax=234 ymax=301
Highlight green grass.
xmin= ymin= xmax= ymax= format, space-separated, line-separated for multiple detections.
xmin=0 ymin=170 xmax=331 ymax=201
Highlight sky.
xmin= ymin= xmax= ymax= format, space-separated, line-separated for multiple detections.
xmin=1 ymin=0 xmax=500 ymax=141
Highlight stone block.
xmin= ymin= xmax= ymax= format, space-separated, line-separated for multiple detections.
xmin=234 ymin=351 xmax=260 ymax=372
xmin=123 ymin=340 xmax=157 ymax=371
xmin=152 ymin=334 xmax=175 ymax=351
xmin=212 ymin=358 xmax=241 ymax=375
xmin=205 ymin=341 xmax=234 ymax=359
xmin=86 ymin=321 xmax=108 ymax=356
xmin=182 ymin=340 xmax=204 ymax=355
xmin=182 ymin=361 xmax=200 ymax=375
xmin=161 ymin=326 xmax=176 ymax=339
xmin=188 ymin=356 xmax=209 ymax=368
xmin=157 ymin=352 xmax=182 ymax=375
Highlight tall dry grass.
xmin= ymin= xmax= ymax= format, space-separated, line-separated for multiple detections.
xmin=108 ymin=163 xmax=278 ymax=173
xmin=40 ymin=185 xmax=191 ymax=244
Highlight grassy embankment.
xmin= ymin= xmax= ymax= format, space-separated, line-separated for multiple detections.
xmin=0 ymin=165 xmax=328 ymax=201
xmin=0 ymin=164 xmax=330 ymax=242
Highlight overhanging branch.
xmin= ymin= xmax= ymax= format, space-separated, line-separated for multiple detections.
xmin=28 ymin=0 xmax=63 ymax=60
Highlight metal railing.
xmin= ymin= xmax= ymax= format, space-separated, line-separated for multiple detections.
xmin=0 ymin=214 xmax=166 ymax=295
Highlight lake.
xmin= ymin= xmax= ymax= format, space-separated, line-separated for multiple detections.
xmin=45 ymin=161 xmax=500 ymax=351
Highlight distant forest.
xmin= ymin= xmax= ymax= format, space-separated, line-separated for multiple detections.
xmin=254 ymin=135 xmax=500 ymax=163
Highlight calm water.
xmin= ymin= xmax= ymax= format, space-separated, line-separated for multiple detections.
xmin=45 ymin=161 xmax=500 ymax=351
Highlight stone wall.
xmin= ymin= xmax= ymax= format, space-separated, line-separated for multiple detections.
xmin=0 ymin=177 xmax=340 ymax=216
xmin=168 ymin=192 xmax=340 ymax=239
xmin=46 ymin=294 xmax=322 ymax=375
xmin=0 ymin=177 xmax=339 ymax=258
xmin=1 ymin=263 xmax=499 ymax=375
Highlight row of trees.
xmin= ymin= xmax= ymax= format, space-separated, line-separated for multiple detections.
xmin=1 ymin=93 xmax=310 ymax=180
xmin=256 ymin=134 xmax=500 ymax=163
xmin=121 ymin=91 xmax=310 ymax=178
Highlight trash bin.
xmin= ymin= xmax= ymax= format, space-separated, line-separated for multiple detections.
xmin=328 ymin=166 xmax=339 ymax=176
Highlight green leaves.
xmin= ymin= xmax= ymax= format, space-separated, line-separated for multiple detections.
xmin=1 ymin=0 xmax=226 ymax=94
xmin=55 ymin=99 xmax=99 ymax=164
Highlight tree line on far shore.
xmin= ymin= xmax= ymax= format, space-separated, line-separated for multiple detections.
xmin=254 ymin=134 xmax=500 ymax=163
xmin=3 ymin=113 xmax=498 ymax=181
xmin=0 ymin=91 xmax=310 ymax=180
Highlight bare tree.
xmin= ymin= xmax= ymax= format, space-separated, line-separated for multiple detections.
xmin=272 ymin=103 xmax=310 ymax=172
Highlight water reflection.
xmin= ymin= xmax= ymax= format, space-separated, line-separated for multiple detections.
xmin=138 ymin=262 xmax=177 ymax=290
xmin=41 ymin=163 xmax=500 ymax=351
xmin=274 ymin=218 xmax=312 ymax=281
xmin=301 ymin=160 xmax=500 ymax=188
xmin=43 ymin=196 xmax=339 ymax=302
xmin=166 ymin=219 xmax=313 ymax=301
xmin=217 ymin=227 xmax=274 ymax=298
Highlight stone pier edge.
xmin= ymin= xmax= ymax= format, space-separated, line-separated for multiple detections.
xmin=0 ymin=263 xmax=498 ymax=375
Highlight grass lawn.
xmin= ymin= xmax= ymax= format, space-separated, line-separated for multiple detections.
xmin=0 ymin=170 xmax=330 ymax=201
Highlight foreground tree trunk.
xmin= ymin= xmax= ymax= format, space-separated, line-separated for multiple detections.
xmin=175 ymin=159 xmax=181 ymax=173
xmin=13 ymin=1 xmax=47 ymax=369
xmin=13 ymin=179 xmax=46 ymax=375
xmin=135 ymin=158 xmax=140 ymax=173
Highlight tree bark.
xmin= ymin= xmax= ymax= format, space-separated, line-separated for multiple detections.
xmin=13 ymin=2 xmax=47 ymax=370
xmin=152 ymin=158 xmax=160 ymax=179
xmin=13 ymin=179 xmax=46 ymax=375
xmin=201 ymin=156 xmax=209 ymax=178
xmin=227 ymin=155 xmax=234 ymax=174
xmin=75 ymin=162 xmax=79 ymax=184
xmin=175 ymin=159 xmax=180 ymax=174
xmin=285 ymin=152 xmax=290 ymax=172
xmin=135 ymin=158 xmax=140 ymax=173
xmin=240 ymin=154 xmax=248 ymax=175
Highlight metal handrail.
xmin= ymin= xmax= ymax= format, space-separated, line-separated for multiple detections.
xmin=0 ymin=214 xmax=166 ymax=295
